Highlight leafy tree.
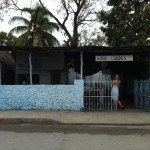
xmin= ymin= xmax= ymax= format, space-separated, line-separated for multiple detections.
xmin=0 ymin=0 xmax=11 ymax=21
xmin=0 ymin=31 xmax=16 ymax=46
xmin=8 ymin=4 xmax=60 ymax=47
xmin=98 ymin=0 xmax=150 ymax=47
xmin=79 ymin=30 xmax=108 ymax=46
xmin=38 ymin=0 xmax=101 ymax=47
xmin=7 ymin=0 xmax=107 ymax=47
xmin=8 ymin=4 xmax=60 ymax=84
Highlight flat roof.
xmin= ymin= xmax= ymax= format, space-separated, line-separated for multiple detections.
xmin=0 ymin=46 xmax=150 ymax=53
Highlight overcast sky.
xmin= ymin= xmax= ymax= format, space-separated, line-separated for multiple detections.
xmin=0 ymin=0 xmax=108 ymax=43
xmin=1 ymin=0 xmax=39 ymax=32
xmin=0 ymin=0 xmax=57 ymax=31
xmin=0 ymin=0 xmax=65 ymax=40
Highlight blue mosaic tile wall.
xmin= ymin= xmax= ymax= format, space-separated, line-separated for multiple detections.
xmin=0 ymin=80 xmax=84 ymax=110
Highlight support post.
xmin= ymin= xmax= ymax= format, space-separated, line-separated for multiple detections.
xmin=29 ymin=52 xmax=32 ymax=85
xmin=149 ymin=52 xmax=150 ymax=80
xmin=80 ymin=51 xmax=83 ymax=79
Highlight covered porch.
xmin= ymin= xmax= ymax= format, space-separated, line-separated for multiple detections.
xmin=0 ymin=46 xmax=150 ymax=111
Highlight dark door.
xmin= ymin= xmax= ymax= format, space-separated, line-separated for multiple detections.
xmin=51 ymin=72 xmax=60 ymax=84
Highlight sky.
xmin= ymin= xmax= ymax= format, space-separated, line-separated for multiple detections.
xmin=1 ymin=0 xmax=58 ymax=28
xmin=0 ymin=0 xmax=108 ymax=44
xmin=0 ymin=0 xmax=66 ymax=43
xmin=1 ymin=0 xmax=38 ymax=32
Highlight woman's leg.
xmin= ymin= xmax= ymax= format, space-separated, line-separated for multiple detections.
xmin=113 ymin=100 xmax=118 ymax=111
xmin=118 ymin=100 xmax=124 ymax=110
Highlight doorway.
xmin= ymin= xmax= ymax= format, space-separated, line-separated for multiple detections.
xmin=51 ymin=72 xmax=61 ymax=84
xmin=109 ymin=61 xmax=134 ymax=108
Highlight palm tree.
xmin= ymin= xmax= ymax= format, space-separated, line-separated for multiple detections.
xmin=8 ymin=4 xmax=60 ymax=84
xmin=0 ymin=31 xmax=16 ymax=46
xmin=8 ymin=4 xmax=60 ymax=47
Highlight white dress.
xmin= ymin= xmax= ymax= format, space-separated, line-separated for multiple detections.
xmin=111 ymin=82 xmax=119 ymax=101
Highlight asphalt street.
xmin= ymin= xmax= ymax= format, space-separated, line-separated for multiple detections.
xmin=0 ymin=124 xmax=150 ymax=150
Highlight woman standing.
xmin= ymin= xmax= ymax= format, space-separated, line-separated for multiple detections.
xmin=111 ymin=74 xmax=124 ymax=111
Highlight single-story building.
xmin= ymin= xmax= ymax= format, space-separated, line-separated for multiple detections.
xmin=0 ymin=45 xmax=150 ymax=111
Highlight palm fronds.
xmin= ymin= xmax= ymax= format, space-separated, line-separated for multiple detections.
xmin=9 ymin=4 xmax=60 ymax=47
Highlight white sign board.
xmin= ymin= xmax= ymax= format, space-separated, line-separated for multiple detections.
xmin=95 ymin=55 xmax=133 ymax=61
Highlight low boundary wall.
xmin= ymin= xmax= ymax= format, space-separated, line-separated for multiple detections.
xmin=0 ymin=80 xmax=84 ymax=110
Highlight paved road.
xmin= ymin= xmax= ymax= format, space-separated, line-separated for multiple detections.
xmin=0 ymin=124 xmax=150 ymax=150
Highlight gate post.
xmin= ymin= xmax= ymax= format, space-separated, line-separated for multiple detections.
xmin=149 ymin=52 xmax=150 ymax=80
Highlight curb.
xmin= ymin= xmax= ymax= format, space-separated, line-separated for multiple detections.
xmin=0 ymin=118 xmax=150 ymax=126
xmin=0 ymin=118 xmax=62 ymax=124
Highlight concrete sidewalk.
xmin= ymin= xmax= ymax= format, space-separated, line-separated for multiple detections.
xmin=0 ymin=109 xmax=150 ymax=125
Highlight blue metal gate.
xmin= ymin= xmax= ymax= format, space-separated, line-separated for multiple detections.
xmin=134 ymin=80 xmax=150 ymax=112
xmin=84 ymin=80 xmax=114 ymax=111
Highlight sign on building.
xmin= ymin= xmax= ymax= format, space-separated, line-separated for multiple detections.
xmin=95 ymin=55 xmax=133 ymax=61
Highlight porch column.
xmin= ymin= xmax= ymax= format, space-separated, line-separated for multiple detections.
xmin=80 ymin=51 xmax=83 ymax=79
xmin=149 ymin=52 xmax=150 ymax=80
xmin=29 ymin=52 xmax=33 ymax=85
xmin=0 ymin=61 xmax=1 ymax=84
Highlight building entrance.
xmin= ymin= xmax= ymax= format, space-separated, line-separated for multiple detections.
xmin=108 ymin=61 xmax=134 ymax=108
xmin=100 ymin=53 xmax=149 ymax=108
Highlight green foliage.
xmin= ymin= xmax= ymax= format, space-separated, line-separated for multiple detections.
xmin=89 ymin=35 xmax=108 ymax=46
xmin=79 ymin=29 xmax=108 ymax=46
xmin=98 ymin=0 xmax=150 ymax=47
xmin=0 ymin=31 xmax=17 ymax=46
xmin=8 ymin=4 xmax=60 ymax=47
